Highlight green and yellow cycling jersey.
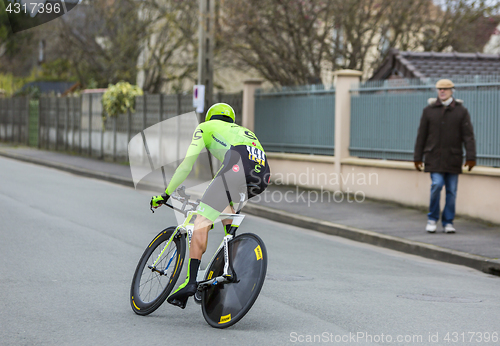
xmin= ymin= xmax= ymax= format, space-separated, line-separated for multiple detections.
xmin=165 ymin=120 xmax=265 ymax=195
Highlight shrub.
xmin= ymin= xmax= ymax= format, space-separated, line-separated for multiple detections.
xmin=101 ymin=81 xmax=143 ymax=120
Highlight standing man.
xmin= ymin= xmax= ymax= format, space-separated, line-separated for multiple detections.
xmin=414 ymin=79 xmax=476 ymax=233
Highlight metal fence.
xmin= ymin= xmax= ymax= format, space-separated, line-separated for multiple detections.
xmin=39 ymin=95 xmax=82 ymax=153
xmin=0 ymin=91 xmax=243 ymax=162
xmin=350 ymin=77 xmax=500 ymax=167
xmin=255 ymin=85 xmax=335 ymax=155
xmin=28 ymin=100 xmax=39 ymax=146
xmin=4 ymin=80 xmax=498 ymax=167
xmin=0 ymin=97 xmax=30 ymax=145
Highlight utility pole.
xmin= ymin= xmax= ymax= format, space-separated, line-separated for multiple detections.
xmin=197 ymin=0 xmax=215 ymax=122
xmin=197 ymin=0 xmax=216 ymax=177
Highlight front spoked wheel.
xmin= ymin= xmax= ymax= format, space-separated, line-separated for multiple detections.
xmin=130 ymin=227 xmax=186 ymax=316
xmin=201 ymin=233 xmax=267 ymax=328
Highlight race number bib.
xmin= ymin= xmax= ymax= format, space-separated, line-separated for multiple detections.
xmin=246 ymin=146 xmax=265 ymax=166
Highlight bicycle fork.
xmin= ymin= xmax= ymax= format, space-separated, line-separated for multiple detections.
xmin=148 ymin=229 xmax=181 ymax=275
xmin=197 ymin=208 xmax=246 ymax=290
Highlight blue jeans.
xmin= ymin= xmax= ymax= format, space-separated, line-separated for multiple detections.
xmin=428 ymin=173 xmax=459 ymax=226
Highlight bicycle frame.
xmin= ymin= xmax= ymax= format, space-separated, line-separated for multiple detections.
xmin=150 ymin=190 xmax=248 ymax=290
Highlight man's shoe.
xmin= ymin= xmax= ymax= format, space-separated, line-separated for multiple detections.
xmin=444 ymin=223 xmax=456 ymax=233
xmin=167 ymin=283 xmax=197 ymax=309
xmin=426 ymin=220 xmax=437 ymax=233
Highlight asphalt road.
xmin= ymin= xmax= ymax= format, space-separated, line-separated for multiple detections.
xmin=1 ymin=156 xmax=499 ymax=346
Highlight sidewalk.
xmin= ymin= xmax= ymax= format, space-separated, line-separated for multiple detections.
xmin=1 ymin=143 xmax=499 ymax=276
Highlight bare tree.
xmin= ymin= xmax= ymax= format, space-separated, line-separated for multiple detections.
xmin=321 ymin=0 xmax=499 ymax=76
xmin=53 ymin=0 xmax=145 ymax=88
xmin=7 ymin=0 xmax=498 ymax=89
xmin=366 ymin=0 xmax=433 ymax=69
xmin=138 ymin=0 xmax=198 ymax=93
xmin=330 ymin=0 xmax=395 ymax=72
xmin=219 ymin=0 xmax=500 ymax=86
xmin=52 ymin=0 xmax=199 ymax=92
xmin=424 ymin=0 xmax=500 ymax=52
xmin=0 ymin=1 xmax=38 ymax=77
xmin=219 ymin=0 xmax=336 ymax=86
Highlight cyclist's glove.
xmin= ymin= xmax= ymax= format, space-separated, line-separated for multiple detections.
xmin=150 ymin=193 xmax=170 ymax=208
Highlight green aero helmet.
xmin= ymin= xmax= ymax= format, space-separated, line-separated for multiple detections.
xmin=205 ymin=103 xmax=235 ymax=123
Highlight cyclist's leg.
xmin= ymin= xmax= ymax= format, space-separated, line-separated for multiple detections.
xmin=221 ymin=203 xmax=236 ymax=232
xmin=190 ymin=215 xmax=213 ymax=259
xmin=191 ymin=204 xmax=234 ymax=249
xmin=167 ymin=215 xmax=213 ymax=308
xmin=193 ymin=205 xmax=234 ymax=254
xmin=168 ymin=151 xmax=244 ymax=309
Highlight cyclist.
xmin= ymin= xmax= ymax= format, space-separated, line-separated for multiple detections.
xmin=150 ymin=103 xmax=271 ymax=309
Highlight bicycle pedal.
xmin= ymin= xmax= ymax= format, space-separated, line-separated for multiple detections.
xmin=194 ymin=291 xmax=202 ymax=305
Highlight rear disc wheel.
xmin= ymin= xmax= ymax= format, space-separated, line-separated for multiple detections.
xmin=201 ymin=233 xmax=267 ymax=328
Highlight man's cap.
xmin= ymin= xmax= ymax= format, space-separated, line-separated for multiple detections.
xmin=435 ymin=79 xmax=454 ymax=89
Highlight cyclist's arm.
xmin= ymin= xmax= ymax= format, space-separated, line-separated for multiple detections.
xmin=165 ymin=126 xmax=205 ymax=195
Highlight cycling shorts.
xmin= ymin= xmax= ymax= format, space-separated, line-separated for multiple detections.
xmin=197 ymin=145 xmax=271 ymax=222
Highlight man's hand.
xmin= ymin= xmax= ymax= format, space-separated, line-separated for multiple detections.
xmin=150 ymin=193 xmax=170 ymax=209
xmin=414 ymin=161 xmax=423 ymax=171
xmin=464 ymin=160 xmax=476 ymax=172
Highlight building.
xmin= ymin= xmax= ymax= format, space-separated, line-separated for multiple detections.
xmin=370 ymin=48 xmax=500 ymax=81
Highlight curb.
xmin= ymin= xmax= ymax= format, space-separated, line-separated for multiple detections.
xmin=0 ymin=149 xmax=160 ymax=192
xmin=242 ymin=203 xmax=500 ymax=276
xmin=2 ymin=149 xmax=499 ymax=276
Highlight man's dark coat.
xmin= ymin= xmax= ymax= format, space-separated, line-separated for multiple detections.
xmin=414 ymin=98 xmax=476 ymax=174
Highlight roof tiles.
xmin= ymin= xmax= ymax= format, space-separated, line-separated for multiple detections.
xmin=370 ymin=49 xmax=500 ymax=80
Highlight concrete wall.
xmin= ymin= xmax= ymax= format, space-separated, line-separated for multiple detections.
xmin=341 ymin=159 xmax=500 ymax=224
xmin=267 ymin=154 xmax=500 ymax=224
xmin=266 ymin=153 xmax=339 ymax=191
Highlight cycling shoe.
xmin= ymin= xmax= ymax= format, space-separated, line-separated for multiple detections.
xmin=167 ymin=283 xmax=197 ymax=309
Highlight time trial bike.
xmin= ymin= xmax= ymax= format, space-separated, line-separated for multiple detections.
xmin=130 ymin=185 xmax=267 ymax=328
